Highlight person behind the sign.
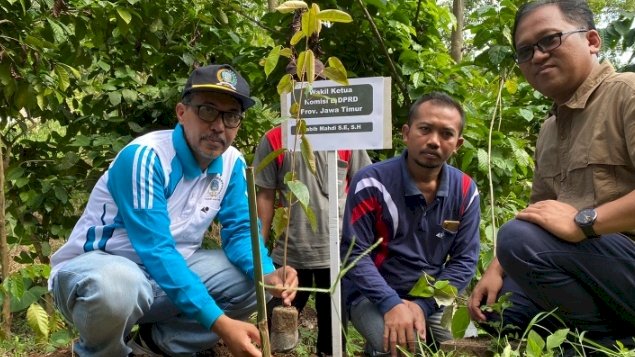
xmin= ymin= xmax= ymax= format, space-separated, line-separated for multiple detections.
xmin=341 ymin=92 xmax=481 ymax=356
xmin=254 ymin=59 xmax=372 ymax=356
xmin=467 ymin=0 xmax=635 ymax=347
xmin=49 ymin=64 xmax=298 ymax=357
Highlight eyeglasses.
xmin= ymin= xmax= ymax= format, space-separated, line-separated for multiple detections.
xmin=189 ymin=104 xmax=243 ymax=128
xmin=515 ymin=29 xmax=588 ymax=64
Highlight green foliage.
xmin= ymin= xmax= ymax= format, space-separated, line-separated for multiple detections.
xmin=408 ymin=273 xmax=473 ymax=339
xmin=599 ymin=13 xmax=635 ymax=71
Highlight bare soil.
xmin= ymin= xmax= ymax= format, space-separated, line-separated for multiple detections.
xmin=30 ymin=306 xmax=319 ymax=357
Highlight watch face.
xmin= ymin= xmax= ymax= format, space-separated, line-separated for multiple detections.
xmin=576 ymin=208 xmax=596 ymax=225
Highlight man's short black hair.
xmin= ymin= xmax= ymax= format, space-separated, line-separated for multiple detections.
xmin=512 ymin=0 xmax=596 ymax=49
xmin=407 ymin=92 xmax=466 ymax=135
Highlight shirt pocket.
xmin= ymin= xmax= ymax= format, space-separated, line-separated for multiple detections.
xmin=424 ymin=221 xmax=457 ymax=266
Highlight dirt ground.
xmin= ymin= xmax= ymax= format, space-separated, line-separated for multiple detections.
xmin=31 ymin=307 xmax=319 ymax=357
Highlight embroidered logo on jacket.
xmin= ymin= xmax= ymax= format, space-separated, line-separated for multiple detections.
xmin=208 ymin=176 xmax=224 ymax=200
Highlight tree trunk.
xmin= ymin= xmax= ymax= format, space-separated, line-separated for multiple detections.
xmin=450 ymin=0 xmax=464 ymax=62
xmin=0 ymin=144 xmax=12 ymax=338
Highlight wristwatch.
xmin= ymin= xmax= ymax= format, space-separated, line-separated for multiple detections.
xmin=574 ymin=208 xmax=599 ymax=238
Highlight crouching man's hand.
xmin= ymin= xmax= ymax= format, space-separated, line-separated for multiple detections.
xmin=211 ymin=314 xmax=262 ymax=356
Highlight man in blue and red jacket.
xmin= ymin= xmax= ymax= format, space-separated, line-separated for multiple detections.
xmin=341 ymin=92 xmax=480 ymax=356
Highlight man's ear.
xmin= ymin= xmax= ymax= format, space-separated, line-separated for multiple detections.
xmin=401 ymin=123 xmax=409 ymax=140
xmin=175 ymin=102 xmax=186 ymax=124
xmin=587 ymin=29 xmax=602 ymax=55
xmin=454 ymin=136 xmax=464 ymax=154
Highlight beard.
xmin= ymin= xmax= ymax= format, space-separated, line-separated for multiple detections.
xmin=413 ymin=157 xmax=442 ymax=169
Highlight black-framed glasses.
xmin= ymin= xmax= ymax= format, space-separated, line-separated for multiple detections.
xmin=515 ymin=29 xmax=588 ymax=64
xmin=189 ymin=104 xmax=243 ymax=128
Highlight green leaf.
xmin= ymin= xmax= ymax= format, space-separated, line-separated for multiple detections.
xmin=300 ymin=203 xmax=318 ymax=233
xmin=363 ymin=0 xmax=387 ymax=9
xmin=265 ymin=45 xmax=281 ymax=78
xmin=290 ymin=30 xmax=305 ymax=46
xmin=36 ymin=94 xmax=46 ymax=110
xmin=296 ymin=51 xmax=307 ymax=81
xmin=15 ymin=177 xmax=29 ymax=188
xmin=527 ymin=330 xmax=545 ymax=357
xmin=317 ymin=9 xmax=353 ymax=23
xmin=325 ymin=57 xmax=348 ymax=85
xmin=283 ymin=171 xmax=295 ymax=184
xmin=54 ymin=185 xmax=68 ymax=203
xmin=70 ymin=135 xmax=91 ymax=147
xmin=300 ymin=135 xmax=316 ymax=175
xmin=613 ymin=16 xmax=633 ymax=35
xmin=504 ymin=77 xmax=518 ymax=94
xmin=56 ymin=152 xmax=80 ymax=170
xmin=303 ymin=49 xmax=315 ymax=82
xmin=518 ymin=108 xmax=534 ymax=121
xmin=450 ymin=306 xmax=471 ymax=339
xmin=27 ymin=303 xmax=49 ymax=339
xmin=24 ymin=35 xmax=52 ymax=50
xmin=301 ymin=4 xmax=318 ymax=37
xmin=286 ymin=179 xmax=310 ymax=207
xmin=6 ymin=166 xmax=26 ymax=181
xmin=433 ymin=280 xmax=449 ymax=289
xmin=217 ymin=8 xmax=228 ymax=25
xmin=277 ymin=74 xmax=294 ymax=95
xmin=0 ymin=62 xmax=11 ymax=85
xmin=46 ymin=18 xmax=65 ymax=43
xmin=108 ymin=92 xmax=122 ymax=106
xmin=440 ymin=304 xmax=454 ymax=330
xmin=122 ymin=89 xmax=138 ymax=103
xmin=55 ymin=64 xmax=71 ymax=91
xmin=9 ymin=285 xmax=46 ymax=313
xmin=409 ymin=274 xmax=435 ymax=298
xmin=433 ymin=282 xmax=458 ymax=307
xmin=272 ymin=207 xmax=289 ymax=239
xmin=289 ymin=102 xmax=300 ymax=117
xmin=276 ymin=1 xmax=308 ymax=13
xmin=477 ymin=148 xmax=489 ymax=172
xmin=546 ymin=329 xmax=569 ymax=350
xmin=488 ymin=45 xmax=511 ymax=65
xmin=117 ymin=8 xmax=132 ymax=24
xmin=624 ymin=28 xmax=635 ymax=48
xmin=128 ymin=121 xmax=144 ymax=133
xmin=255 ymin=148 xmax=286 ymax=174
xmin=280 ymin=48 xmax=293 ymax=58
xmin=7 ymin=275 xmax=26 ymax=300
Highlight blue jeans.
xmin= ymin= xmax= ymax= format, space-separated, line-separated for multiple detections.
xmin=496 ymin=219 xmax=635 ymax=338
xmin=52 ymin=250 xmax=258 ymax=357
xmin=349 ymin=296 xmax=452 ymax=355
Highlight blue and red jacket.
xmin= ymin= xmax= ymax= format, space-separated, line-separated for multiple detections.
xmin=341 ymin=150 xmax=480 ymax=318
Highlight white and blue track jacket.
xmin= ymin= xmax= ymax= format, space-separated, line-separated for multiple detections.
xmin=50 ymin=124 xmax=274 ymax=329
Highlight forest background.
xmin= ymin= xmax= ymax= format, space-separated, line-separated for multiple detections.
xmin=0 ymin=0 xmax=634 ymax=353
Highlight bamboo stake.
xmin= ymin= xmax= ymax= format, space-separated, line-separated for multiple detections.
xmin=246 ymin=167 xmax=271 ymax=357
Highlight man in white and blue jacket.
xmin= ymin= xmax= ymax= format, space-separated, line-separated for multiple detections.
xmin=50 ymin=64 xmax=298 ymax=357
xmin=341 ymin=92 xmax=480 ymax=356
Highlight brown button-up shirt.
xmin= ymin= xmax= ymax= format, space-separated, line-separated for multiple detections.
xmin=530 ymin=62 xmax=635 ymax=230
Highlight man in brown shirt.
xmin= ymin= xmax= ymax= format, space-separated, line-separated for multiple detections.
xmin=468 ymin=0 xmax=635 ymax=347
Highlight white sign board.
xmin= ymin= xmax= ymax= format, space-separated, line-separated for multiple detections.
xmin=280 ymin=76 xmax=392 ymax=151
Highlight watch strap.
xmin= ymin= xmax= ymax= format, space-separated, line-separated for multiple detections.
xmin=580 ymin=224 xmax=599 ymax=238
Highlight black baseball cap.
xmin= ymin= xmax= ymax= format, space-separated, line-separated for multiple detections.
xmin=181 ymin=64 xmax=256 ymax=110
